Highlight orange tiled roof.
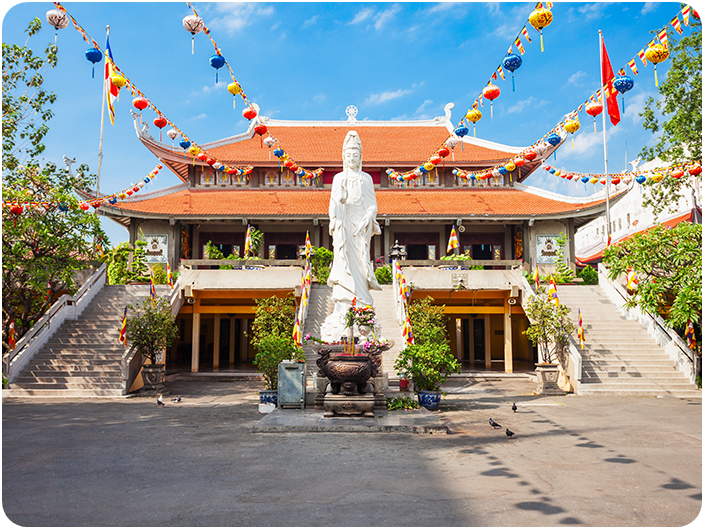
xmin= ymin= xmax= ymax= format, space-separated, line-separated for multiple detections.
xmin=205 ymin=126 xmax=515 ymax=166
xmin=109 ymin=188 xmax=612 ymax=218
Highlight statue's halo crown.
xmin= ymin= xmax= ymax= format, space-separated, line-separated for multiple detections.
xmin=343 ymin=130 xmax=362 ymax=153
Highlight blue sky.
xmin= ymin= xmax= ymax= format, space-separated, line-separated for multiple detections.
xmin=2 ymin=2 xmax=694 ymax=245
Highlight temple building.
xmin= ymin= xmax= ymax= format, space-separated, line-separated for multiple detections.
xmin=89 ymin=104 xmax=623 ymax=375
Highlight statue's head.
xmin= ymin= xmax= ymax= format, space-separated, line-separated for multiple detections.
xmin=342 ymin=130 xmax=362 ymax=171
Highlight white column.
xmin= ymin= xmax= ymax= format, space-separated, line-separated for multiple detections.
xmin=229 ymin=317 xmax=236 ymax=366
xmin=504 ymin=300 xmax=513 ymax=373
xmin=213 ymin=314 xmax=221 ymax=370
xmin=191 ymin=312 xmax=201 ymax=372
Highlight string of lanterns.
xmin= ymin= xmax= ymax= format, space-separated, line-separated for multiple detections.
xmin=541 ymin=161 xmax=702 ymax=187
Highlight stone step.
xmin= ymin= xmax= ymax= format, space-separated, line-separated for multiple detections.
xmin=582 ymin=351 xmax=673 ymax=358
xmin=3 ymin=388 xmax=126 ymax=398
xmin=14 ymin=375 xmax=123 ymax=384
xmin=10 ymin=381 xmax=124 ymax=390
xmin=578 ymin=388 xmax=701 ymax=398
xmin=582 ymin=360 xmax=676 ymax=368
xmin=44 ymin=337 xmax=126 ymax=345
xmin=30 ymin=359 xmax=121 ymax=367
xmin=582 ymin=367 xmax=682 ymax=376
xmin=580 ymin=377 xmax=692 ymax=385
xmin=19 ymin=368 xmax=122 ymax=377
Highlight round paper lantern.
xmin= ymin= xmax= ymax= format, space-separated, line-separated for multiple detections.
xmin=418 ymin=165 xmax=429 ymax=174
xmin=46 ymin=9 xmax=69 ymax=31
xmin=183 ymin=15 xmax=204 ymax=54
xmin=273 ymin=148 xmax=285 ymax=157
xmin=167 ymin=129 xmax=179 ymax=141
xmin=501 ymin=53 xmax=522 ymax=91
xmin=242 ymin=105 xmax=258 ymax=120
xmin=263 ymin=136 xmax=276 ymax=148
xmin=534 ymin=142 xmax=548 ymax=155
xmin=465 ymin=107 xmax=482 ymax=137
xmin=482 ymin=82 xmax=501 ymax=119
xmin=687 ymin=163 xmax=702 ymax=176
xmin=645 ymin=44 xmax=669 ymax=87
xmin=564 ymin=119 xmax=580 ymax=134
xmin=497 ymin=166 xmax=508 ymax=175
xmin=528 ymin=7 xmax=553 ymax=51
xmin=80 ymin=202 xmax=90 ymax=210
xmin=586 ymin=101 xmax=603 ymax=133
xmin=566 ymin=173 xmax=574 ymax=180
xmin=209 ymin=54 xmax=226 ymax=83
xmin=284 ymin=159 xmax=295 ymax=169
xmin=514 ymin=157 xmax=526 ymax=167
xmin=581 ymin=176 xmax=590 ymax=183
xmin=652 ymin=173 xmax=664 ymax=183
xmin=132 ymin=96 xmax=148 ymax=111
xmin=671 ymin=168 xmax=685 ymax=179
xmin=524 ymin=150 xmax=537 ymax=161
xmin=505 ymin=161 xmax=516 ymax=172
xmin=548 ymin=167 xmax=556 ymax=174
xmin=126 ymin=189 xmax=133 ymax=196
xmin=197 ymin=152 xmax=208 ymax=162
xmin=111 ymin=74 xmax=126 ymax=90
xmin=438 ymin=146 xmax=450 ymax=158
xmin=9 ymin=204 xmax=23 ymax=215
xmin=590 ymin=177 xmax=599 ymax=185
xmin=611 ymin=176 xmax=621 ymax=185
xmin=179 ymin=139 xmax=191 ymax=150
xmin=429 ymin=155 xmax=441 ymax=165
xmin=118 ymin=192 xmax=127 ymax=199
xmin=492 ymin=168 xmax=502 ymax=178
xmin=454 ymin=124 xmax=469 ymax=137
xmin=189 ymin=145 xmax=200 ymax=157
xmin=546 ymin=133 xmax=561 ymax=146
xmin=153 ymin=116 xmax=168 ymax=141
xmin=423 ymin=162 xmax=434 ymax=171
xmin=206 ymin=157 xmax=216 ymax=166
xmin=446 ymin=136 xmax=460 ymax=149
xmin=636 ymin=174 xmax=647 ymax=184
xmin=85 ymin=48 xmax=103 ymax=78
xmin=108 ymin=197 xmax=117 ymax=205
xmin=254 ymin=123 xmax=268 ymax=136
xmin=613 ymin=74 xmax=634 ymax=112
xmin=227 ymin=82 xmax=242 ymax=109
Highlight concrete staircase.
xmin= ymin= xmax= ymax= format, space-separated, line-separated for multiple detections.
xmin=6 ymin=285 xmax=170 ymax=398
xmin=301 ymin=285 xmax=405 ymax=379
xmin=558 ymin=284 xmax=700 ymax=398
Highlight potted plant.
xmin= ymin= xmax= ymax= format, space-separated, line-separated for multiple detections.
xmin=252 ymin=334 xmax=305 ymax=408
xmin=125 ymin=296 xmax=179 ymax=392
xmin=394 ymin=342 xmax=461 ymax=410
xmin=523 ymin=292 xmax=575 ymax=395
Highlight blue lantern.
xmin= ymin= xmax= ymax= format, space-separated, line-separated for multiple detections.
xmin=108 ymin=197 xmax=117 ymax=205
xmin=273 ymin=148 xmax=285 ymax=158
xmin=454 ymin=124 xmax=469 ymax=137
xmin=179 ymin=139 xmax=191 ymax=150
xmin=613 ymin=74 xmax=634 ymax=112
xmin=635 ymin=174 xmax=647 ymax=184
xmin=418 ymin=165 xmax=428 ymax=174
xmin=469 ymin=173 xmax=476 ymax=180
xmin=498 ymin=166 xmax=508 ymax=175
xmin=209 ymin=54 xmax=226 ymax=83
xmin=143 ymin=177 xmax=151 ymax=184
xmin=58 ymin=203 xmax=68 ymax=211
xmin=581 ymin=176 xmax=589 ymax=183
xmin=501 ymin=53 xmax=522 ymax=92
xmin=546 ymin=133 xmax=561 ymax=146
xmin=85 ymin=47 xmax=103 ymax=78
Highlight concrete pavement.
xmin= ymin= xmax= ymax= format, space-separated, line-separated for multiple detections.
xmin=2 ymin=378 xmax=701 ymax=526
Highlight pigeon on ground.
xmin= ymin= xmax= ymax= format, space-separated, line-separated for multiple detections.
xmin=506 ymin=428 xmax=515 ymax=439
xmin=512 ymin=402 xmax=517 ymax=413
xmin=172 ymin=396 xmax=182 ymax=403
xmin=157 ymin=395 xmax=164 ymax=407
xmin=489 ymin=418 xmax=501 ymax=429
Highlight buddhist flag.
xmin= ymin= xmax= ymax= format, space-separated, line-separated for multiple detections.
xmin=628 ymin=59 xmax=639 ymax=76
xmin=578 ymin=309 xmax=585 ymax=350
xmin=244 ymin=225 xmax=252 ymax=257
xmin=149 ymin=273 xmax=156 ymax=300
xmin=8 ymin=319 xmax=16 ymax=350
xmin=293 ymin=314 xmax=302 ymax=346
xmin=682 ymin=5 xmax=691 ymax=26
xmin=119 ymin=307 xmax=128 ymax=346
xmin=305 ymin=231 xmax=312 ymax=260
xmin=167 ymin=262 xmax=174 ymax=289
xmin=515 ymin=37 xmax=526 ymax=55
xmin=657 ymin=29 xmax=668 ymax=48
xmin=521 ymin=26 xmax=532 ymax=43
xmin=600 ymin=36 xmax=621 ymax=126
xmin=638 ymin=48 xmax=647 ymax=66
xmin=532 ymin=266 xmax=540 ymax=290
xmin=497 ymin=65 xmax=505 ymax=81
xmin=105 ymin=35 xmax=118 ymax=126
xmin=685 ymin=320 xmax=697 ymax=350
xmin=626 ymin=266 xmax=638 ymax=290
xmin=548 ymin=276 xmax=559 ymax=306
xmin=402 ymin=314 xmax=414 ymax=345
xmin=46 ymin=281 xmax=51 ymax=302
xmin=447 ymin=226 xmax=459 ymax=254
xmin=671 ymin=16 xmax=683 ymax=34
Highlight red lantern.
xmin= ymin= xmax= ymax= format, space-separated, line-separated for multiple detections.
xmin=482 ymin=82 xmax=501 ymax=119
xmin=671 ymin=168 xmax=685 ymax=179
xmin=242 ymin=106 xmax=257 ymax=120
xmin=206 ymin=157 xmax=216 ymax=166
xmin=132 ymin=186 xmax=140 ymax=192
xmin=153 ymin=116 xmax=168 ymax=141
xmin=197 ymin=152 xmax=208 ymax=162
xmin=284 ymin=159 xmax=295 ymax=169
xmin=524 ymin=150 xmax=537 ymax=161
xmin=600 ymin=178 xmax=606 ymax=185
xmin=132 ymin=96 xmax=148 ymax=111
xmin=514 ymin=157 xmax=526 ymax=167
xmin=586 ymin=102 xmax=603 ymax=133
xmin=438 ymin=147 xmax=450 ymax=158
xmin=566 ymin=173 xmax=574 ymax=180
xmin=254 ymin=124 xmax=267 ymax=136
xmin=687 ymin=163 xmax=702 ymax=176
xmin=429 ymin=155 xmax=441 ymax=165
xmin=80 ymin=203 xmax=90 ymax=210
xmin=9 ymin=204 xmax=23 ymax=215
xmin=611 ymin=177 xmax=621 ymax=185
xmin=91 ymin=200 xmax=102 ymax=209
xmin=157 ymin=164 xmax=163 ymax=170
xmin=290 ymin=164 xmax=300 ymax=173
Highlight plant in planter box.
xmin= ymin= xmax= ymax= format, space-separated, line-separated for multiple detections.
xmin=252 ymin=334 xmax=305 ymax=391
xmin=125 ymin=296 xmax=179 ymax=391
xmin=394 ymin=342 xmax=461 ymax=393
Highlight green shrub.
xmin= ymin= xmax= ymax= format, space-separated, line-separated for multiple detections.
xmin=578 ymin=266 xmax=598 ymax=285
xmin=375 ymin=265 xmax=392 ymax=285
xmin=393 ymin=342 xmax=461 ymax=392
xmin=408 ymin=297 xmax=448 ymax=346
xmin=386 ymin=395 xmax=420 ymax=410
xmin=250 ymin=296 xmax=297 ymax=348
xmin=252 ymin=334 xmax=304 ymax=390
xmin=151 ymin=264 xmax=167 ymax=285
xmin=105 ymin=241 xmax=150 ymax=284
xmin=311 ymin=246 xmax=333 ymax=284
xmin=125 ymin=296 xmax=179 ymax=364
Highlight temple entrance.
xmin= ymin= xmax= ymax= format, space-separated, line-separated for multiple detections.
xmin=395 ymin=233 xmax=439 ymax=260
xmin=473 ymin=318 xmax=485 ymax=364
xmin=276 ymin=243 xmax=298 ymax=259
xmin=472 ymin=244 xmax=493 ymax=260
xmin=407 ymin=244 xmax=429 ymax=260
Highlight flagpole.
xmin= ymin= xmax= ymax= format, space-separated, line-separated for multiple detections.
xmin=96 ymin=25 xmax=110 ymax=197
xmin=599 ymin=30 xmax=612 ymax=246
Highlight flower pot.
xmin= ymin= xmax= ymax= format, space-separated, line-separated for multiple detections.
xmin=259 ymin=390 xmax=278 ymax=413
xmin=399 ymin=378 xmax=409 ymax=392
xmin=417 ymin=390 xmax=442 ymax=410
xmin=141 ymin=363 xmax=165 ymax=391
xmin=535 ymin=363 xmax=563 ymax=395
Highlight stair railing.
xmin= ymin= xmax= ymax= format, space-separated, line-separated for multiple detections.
xmin=3 ymin=263 xmax=107 ymax=383
xmin=597 ymin=263 xmax=699 ymax=384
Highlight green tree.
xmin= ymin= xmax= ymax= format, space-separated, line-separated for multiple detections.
xmin=125 ymin=296 xmax=178 ymax=365
xmin=523 ymin=293 xmax=575 ymax=364
xmin=603 ymin=222 xmax=701 ymax=329
xmin=2 ymin=19 xmax=107 ymax=348
xmin=310 ymin=246 xmax=333 ymax=283
xmin=408 ymin=296 xmax=449 ymax=346
xmin=639 ymin=17 xmax=702 ymax=215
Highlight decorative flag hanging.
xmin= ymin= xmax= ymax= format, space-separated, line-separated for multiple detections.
xmin=601 ymin=36 xmax=621 ymax=126
xmin=150 ymin=273 xmax=156 ymax=299
xmin=447 ymin=225 xmax=460 ymax=254
xmin=578 ymin=309 xmax=585 ymax=350
xmin=305 ymin=231 xmax=312 ymax=260
xmin=626 ymin=266 xmax=638 ymax=290
xmin=293 ymin=313 xmax=302 ymax=346
xmin=682 ymin=5 xmax=691 ymax=26
xmin=638 ymin=48 xmax=648 ymax=66
xmin=685 ymin=320 xmax=697 ymax=350
xmin=548 ymin=276 xmax=559 ymax=306
xmin=628 ymin=59 xmax=639 ymax=76
xmin=105 ymin=35 xmax=118 ymax=126
xmin=403 ymin=314 xmax=414 ymax=345
xmin=8 ymin=319 xmax=16 ymax=350
xmin=532 ymin=264 xmax=540 ymax=290
xmin=521 ymin=26 xmax=532 ymax=43
xmin=671 ymin=15 xmax=683 ymax=34
xmin=167 ymin=262 xmax=174 ymax=289
xmin=244 ymin=225 xmax=252 ymax=257
xmin=119 ymin=307 xmax=127 ymax=346
xmin=515 ymin=37 xmax=526 ymax=55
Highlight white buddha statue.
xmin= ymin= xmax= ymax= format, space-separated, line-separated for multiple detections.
xmin=320 ymin=131 xmax=381 ymax=341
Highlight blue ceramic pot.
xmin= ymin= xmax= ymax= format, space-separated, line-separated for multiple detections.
xmin=417 ymin=390 xmax=441 ymax=410
xmin=259 ymin=390 xmax=278 ymax=407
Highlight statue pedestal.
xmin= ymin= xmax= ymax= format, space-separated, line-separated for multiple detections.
xmin=320 ymin=312 xmax=347 ymax=343
xmin=323 ymin=394 xmax=375 ymax=417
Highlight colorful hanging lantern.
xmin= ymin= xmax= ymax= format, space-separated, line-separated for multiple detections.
xmin=524 ymin=150 xmax=537 ymax=162
xmin=429 ymin=155 xmax=442 ymax=166
xmin=546 ymin=133 xmax=561 ymax=146
xmin=613 ymin=74 xmax=634 ymax=112
xmin=590 ymin=177 xmax=599 ymax=185
xmin=635 ymin=174 xmax=647 ymax=184
xmin=611 ymin=176 xmax=621 ymax=185
xmin=197 ymin=152 xmax=208 ymax=162
xmin=209 ymin=54 xmax=226 ymax=83
xmin=652 ymin=173 xmax=665 ymax=183
xmin=254 ymin=123 xmax=268 ymax=136
xmin=424 ymin=162 xmax=435 ymax=171
xmin=514 ymin=157 xmax=526 ymax=167
xmin=497 ymin=166 xmax=508 ymax=175
xmin=438 ymin=146 xmax=450 ymax=158
xmin=108 ymin=197 xmax=117 ymax=205
xmin=80 ymin=202 xmax=90 ymax=210
xmin=227 ymin=82 xmax=242 ymax=109
xmin=206 ymin=157 xmax=216 ymax=166
xmin=585 ymin=101 xmax=603 ymax=134
xmin=671 ymin=168 xmax=685 ymax=179
xmin=482 ymin=82 xmax=501 ymax=119
xmin=273 ymin=148 xmax=285 ymax=158
xmin=111 ymin=74 xmax=126 ymax=90
xmin=153 ymin=116 xmax=167 ymax=141
xmin=183 ymin=14 xmax=204 ymax=54
xmin=242 ymin=105 xmax=258 ymax=120
xmin=528 ymin=6 xmax=553 ymax=52
xmin=687 ymin=163 xmax=702 ymax=176
xmin=446 ymin=136 xmax=460 ymax=149
xmin=645 ymin=44 xmax=669 ymax=87
xmin=501 ymin=53 xmax=522 ymax=92
xmin=189 ymin=145 xmax=200 ymax=158
xmin=9 ymin=204 xmax=23 ymax=215
xmin=454 ymin=123 xmax=469 ymax=137
xmin=46 ymin=9 xmax=69 ymax=45
xmin=179 ymin=139 xmax=191 ymax=150
xmin=118 ymin=192 xmax=127 ymax=199
xmin=167 ymin=129 xmax=178 ymax=141
xmin=564 ymin=118 xmax=580 ymax=149
xmin=132 ymin=96 xmax=148 ymax=112
xmin=85 ymin=48 xmax=103 ymax=79
xmin=263 ymin=136 xmax=276 ymax=148
xmin=465 ymin=107 xmax=482 ymax=137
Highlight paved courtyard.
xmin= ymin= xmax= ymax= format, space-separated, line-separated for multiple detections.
xmin=2 ymin=378 xmax=701 ymax=526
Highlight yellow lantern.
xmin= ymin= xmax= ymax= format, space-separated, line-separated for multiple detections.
xmin=505 ymin=161 xmax=516 ymax=172
xmin=111 ymin=74 xmax=126 ymax=89
xmin=554 ymin=169 xmax=562 ymax=177
xmin=465 ymin=107 xmax=482 ymax=137
xmin=652 ymin=172 xmax=665 ymax=183
xmin=645 ymin=44 xmax=669 ymax=87
xmin=589 ymin=176 xmax=599 ymax=185
xmin=227 ymin=82 xmax=242 ymax=109
xmin=564 ymin=118 xmax=580 ymax=148
xmin=528 ymin=7 xmax=553 ymax=52
xmin=424 ymin=162 xmax=435 ymax=171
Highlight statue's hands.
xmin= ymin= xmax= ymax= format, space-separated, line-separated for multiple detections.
xmin=353 ymin=215 xmax=370 ymax=237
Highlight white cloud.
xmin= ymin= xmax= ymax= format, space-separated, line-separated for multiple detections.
xmin=641 ymin=3 xmax=658 ymax=15
xmin=271 ymin=21 xmax=281 ymax=31
xmin=622 ymin=91 xmax=652 ymax=123
xmin=505 ymin=97 xmax=548 ymax=114
xmin=564 ymin=70 xmax=588 ymax=87
xmin=302 ymin=15 xmax=318 ymax=29
xmin=429 ymin=3 xmax=459 ymax=14
xmin=193 ymin=81 xmax=228 ymax=96
xmin=191 ymin=113 xmax=208 ymax=121
xmin=558 ymin=125 xmax=621 ymax=162
xmin=208 ymin=3 xmax=275 ymax=34
xmin=313 ymin=93 xmax=327 ymax=104
xmin=485 ymin=2 xmax=501 ymax=17
xmin=578 ymin=3 xmax=611 ymax=20
xmin=415 ymin=99 xmax=433 ymax=114
xmin=364 ymin=88 xmax=412 ymax=106
xmin=375 ymin=4 xmax=401 ymax=31
xmin=350 ymin=7 xmax=374 ymax=25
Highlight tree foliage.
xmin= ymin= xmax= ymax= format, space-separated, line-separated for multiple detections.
xmin=125 ymin=296 xmax=179 ymax=364
xmin=523 ymin=292 xmax=575 ymax=364
xmin=408 ymin=296 xmax=449 ymax=346
xmin=639 ymin=17 xmax=702 ymax=214
xmin=603 ymin=222 xmax=701 ymax=329
xmin=2 ymin=19 xmax=107 ymax=349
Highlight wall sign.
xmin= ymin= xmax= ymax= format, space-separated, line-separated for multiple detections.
xmin=142 ymin=234 xmax=168 ymax=263
xmin=536 ymin=234 xmax=559 ymax=264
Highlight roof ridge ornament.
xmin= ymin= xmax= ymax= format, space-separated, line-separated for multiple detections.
xmin=345 ymin=105 xmax=358 ymax=123
xmin=443 ymin=102 xmax=454 ymax=121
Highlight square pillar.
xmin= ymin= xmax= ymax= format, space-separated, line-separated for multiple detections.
xmin=213 ymin=314 xmax=221 ymax=370
xmin=455 ymin=318 xmax=462 ymax=362
xmin=469 ymin=318 xmax=475 ymax=364
xmin=229 ymin=316 xmax=236 ymax=365
xmin=191 ymin=312 xmax=201 ymax=373
xmin=504 ymin=300 xmax=514 ymax=373
xmin=484 ymin=316 xmax=492 ymax=370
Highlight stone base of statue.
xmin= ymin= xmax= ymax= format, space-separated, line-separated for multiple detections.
xmin=320 ymin=311 xmax=348 ymax=343
xmin=323 ymin=393 xmax=376 ymax=417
